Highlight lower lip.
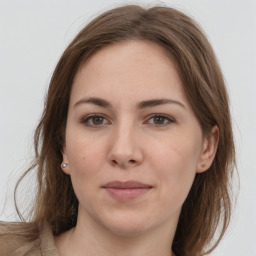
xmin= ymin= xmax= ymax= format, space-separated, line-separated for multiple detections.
xmin=104 ymin=187 xmax=151 ymax=200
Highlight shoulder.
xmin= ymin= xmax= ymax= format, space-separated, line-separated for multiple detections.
xmin=0 ymin=221 xmax=58 ymax=256
xmin=0 ymin=221 xmax=40 ymax=256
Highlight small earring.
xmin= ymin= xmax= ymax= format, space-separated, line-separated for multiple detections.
xmin=61 ymin=163 xmax=68 ymax=168
xmin=201 ymin=163 xmax=206 ymax=167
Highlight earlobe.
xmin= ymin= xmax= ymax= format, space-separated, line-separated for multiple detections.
xmin=61 ymin=163 xmax=68 ymax=168
xmin=197 ymin=125 xmax=219 ymax=173
xmin=61 ymin=147 xmax=70 ymax=175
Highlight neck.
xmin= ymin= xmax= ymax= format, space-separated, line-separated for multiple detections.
xmin=55 ymin=209 xmax=178 ymax=256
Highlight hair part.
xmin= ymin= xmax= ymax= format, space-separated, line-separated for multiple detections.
xmin=14 ymin=5 xmax=236 ymax=256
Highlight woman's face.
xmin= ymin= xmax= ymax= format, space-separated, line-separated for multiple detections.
xmin=62 ymin=40 xmax=218 ymax=236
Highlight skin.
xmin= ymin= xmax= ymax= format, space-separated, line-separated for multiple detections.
xmin=55 ymin=40 xmax=219 ymax=256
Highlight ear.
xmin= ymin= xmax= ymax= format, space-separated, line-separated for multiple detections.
xmin=197 ymin=125 xmax=219 ymax=173
xmin=61 ymin=146 xmax=70 ymax=175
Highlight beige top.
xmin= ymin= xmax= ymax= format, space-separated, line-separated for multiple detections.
xmin=0 ymin=222 xmax=59 ymax=256
xmin=1 ymin=222 xmax=178 ymax=256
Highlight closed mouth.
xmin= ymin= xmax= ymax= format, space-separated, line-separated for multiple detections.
xmin=102 ymin=180 xmax=153 ymax=200
xmin=102 ymin=180 xmax=153 ymax=189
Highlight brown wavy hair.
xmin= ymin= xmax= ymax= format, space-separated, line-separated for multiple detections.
xmin=14 ymin=4 xmax=236 ymax=256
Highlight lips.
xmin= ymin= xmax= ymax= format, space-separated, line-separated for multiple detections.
xmin=102 ymin=181 xmax=153 ymax=200
xmin=103 ymin=181 xmax=152 ymax=189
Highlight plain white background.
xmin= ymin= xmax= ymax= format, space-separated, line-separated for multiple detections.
xmin=0 ymin=0 xmax=255 ymax=255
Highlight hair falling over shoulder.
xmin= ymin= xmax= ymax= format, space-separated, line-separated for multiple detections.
xmin=14 ymin=4 xmax=236 ymax=256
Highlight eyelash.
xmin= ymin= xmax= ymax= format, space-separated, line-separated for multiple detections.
xmin=81 ymin=113 xmax=175 ymax=127
xmin=145 ymin=113 xmax=175 ymax=126
xmin=81 ymin=113 xmax=110 ymax=127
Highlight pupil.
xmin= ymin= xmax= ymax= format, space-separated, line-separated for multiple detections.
xmin=154 ymin=116 xmax=164 ymax=124
xmin=93 ymin=117 xmax=103 ymax=125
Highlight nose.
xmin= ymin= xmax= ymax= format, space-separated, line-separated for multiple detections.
xmin=108 ymin=123 xmax=143 ymax=168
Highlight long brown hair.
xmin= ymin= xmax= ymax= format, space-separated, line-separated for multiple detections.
xmin=14 ymin=4 xmax=235 ymax=256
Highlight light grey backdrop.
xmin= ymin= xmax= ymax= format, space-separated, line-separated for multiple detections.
xmin=0 ymin=0 xmax=255 ymax=255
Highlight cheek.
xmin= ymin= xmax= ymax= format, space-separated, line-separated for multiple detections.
xmin=149 ymin=133 xmax=202 ymax=204
xmin=65 ymin=129 xmax=107 ymax=190
xmin=151 ymin=131 xmax=201 ymax=173
xmin=65 ymin=138 xmax=106 ymax=208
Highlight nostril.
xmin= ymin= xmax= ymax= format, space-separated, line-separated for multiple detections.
xmin=110 ymin=157 xmax=139 ymax=166
xmin=112 ymin=159 xmax=118 ymax=165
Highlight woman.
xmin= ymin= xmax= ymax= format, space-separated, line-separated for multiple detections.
xmin=0 ymin=4 xmax=235 ymax=256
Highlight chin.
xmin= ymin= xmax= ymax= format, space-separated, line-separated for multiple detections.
xmin=105 ymin=223 xmax=150 ymax=237
xmin=99 ymin=211 xmax=161 ymax=237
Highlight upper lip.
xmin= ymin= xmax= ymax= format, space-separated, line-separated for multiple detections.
xmin=102 ymin=181 xmax=152 ymax=189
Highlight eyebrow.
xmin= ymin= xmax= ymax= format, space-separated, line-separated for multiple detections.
xmin=73 ymin=97 xmax=185 ymax=109
xmin=74 ymin=97 xmax=111 ymax=108
xmin=137 ymin=98 xmax=185 ymax=109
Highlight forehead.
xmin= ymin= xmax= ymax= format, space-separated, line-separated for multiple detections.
xmin=70 ymin=40 xmax=187 ymax=106
xmin=74 ymin=40 xmax=177 ymax=77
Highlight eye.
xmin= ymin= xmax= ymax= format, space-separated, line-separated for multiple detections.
xmin=145 ymin=114 xmax=175 ymax=126
xmin=81 ymin=114 xmax=110 ymax=127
